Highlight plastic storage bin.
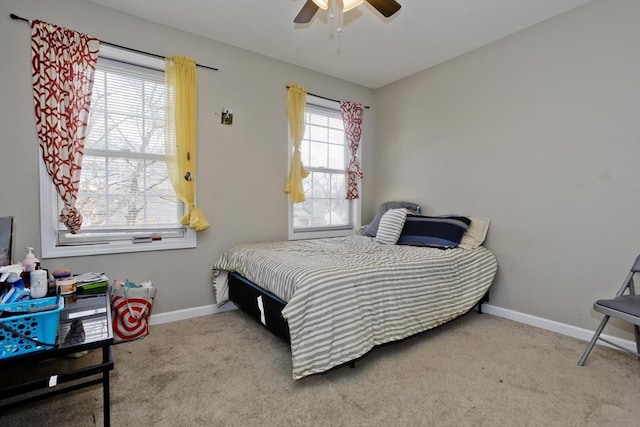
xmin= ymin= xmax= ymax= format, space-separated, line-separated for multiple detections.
xmin=0 ymin=296 xmax=64 ymax=359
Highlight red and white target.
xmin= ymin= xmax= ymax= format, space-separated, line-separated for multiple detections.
xmin=111 ymin=295 xmax=153 ymax=342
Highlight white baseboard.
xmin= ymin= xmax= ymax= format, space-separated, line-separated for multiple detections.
xmin=148 ymin=300 xmax=635 ymax=353
xmin=149 ymin=301 xmax=237 ymax=325
xmin=482 ymin=303 xmax=636 ymax=353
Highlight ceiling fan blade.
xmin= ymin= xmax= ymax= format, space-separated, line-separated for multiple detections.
xmin=365 ymin=0 xmax=401 ymax=18
xmin=294 ymin=0 xmax=320 ymax=23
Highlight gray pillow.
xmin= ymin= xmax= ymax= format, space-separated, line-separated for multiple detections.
xmin=363 ymin=201 xmax=421 ymax=237
xmin=375 ymin=208 xmax=408 ymax=245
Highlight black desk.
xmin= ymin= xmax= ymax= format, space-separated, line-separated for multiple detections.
xmin=0 ymin=293 xmax=114 ymax=426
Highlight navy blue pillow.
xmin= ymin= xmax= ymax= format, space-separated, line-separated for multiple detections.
xmin=397 ymin=215 xmax=471 ymax=248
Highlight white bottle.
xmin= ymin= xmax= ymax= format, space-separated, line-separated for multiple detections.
xmin=22 ymin=247 xmax=40 ymax=273
xmin=30 ymin=269 xmax=48 ymax=298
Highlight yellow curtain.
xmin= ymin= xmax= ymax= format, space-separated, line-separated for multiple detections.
xmin=165 ymin=56 xmax=209 ymax=231
xmin=284 ymin=84 xmax=309 ymax=203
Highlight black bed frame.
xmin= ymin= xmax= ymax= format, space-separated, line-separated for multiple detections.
xmin=229 ymin=272 xmax=290 ymax=342
xmin=228 ymin=272 xmax=490 ymax=347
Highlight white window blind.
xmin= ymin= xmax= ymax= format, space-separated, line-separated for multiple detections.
xmin=40 ymin=49 xmax=195 ymax=257
xmin=289 ymin=98 xmax=359 ymax=239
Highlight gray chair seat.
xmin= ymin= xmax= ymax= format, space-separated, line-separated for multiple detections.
xmin=596 ymin=295 xmax=640 ymax=318
xmin=579 ymin=255 xmax=640 ymax=366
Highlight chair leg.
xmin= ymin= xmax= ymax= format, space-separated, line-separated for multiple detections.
xmin=635 ymin=325 xmax=640 ymax=361
xmin=578 ymin=315 xmax=610 ymax=366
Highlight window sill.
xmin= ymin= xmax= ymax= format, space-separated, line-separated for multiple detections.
xmin=41 ymin=236 xmax=196 ymax=259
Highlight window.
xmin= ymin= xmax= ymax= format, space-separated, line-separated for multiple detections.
xmin=288 ymin=97 xmax=360 ymax=240
xmin=40 ymin=47 xmax=195 ymax=258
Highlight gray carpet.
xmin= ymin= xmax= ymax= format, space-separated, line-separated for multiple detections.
xmin=1 ymin=310 xmax=639 ymax=426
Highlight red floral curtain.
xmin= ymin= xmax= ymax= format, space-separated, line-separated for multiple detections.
xmin=340 ymin=101 xmax=364 ymax=200
xmin=31 ymin=20 xmax=99 ymax=234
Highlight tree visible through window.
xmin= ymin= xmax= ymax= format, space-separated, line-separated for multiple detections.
xmin=73 ymin=58 xmax=180 ymax=229
xmin=291 ymin=103 xmax=353 ymax=234
xmin=41 ymin=50 xmax=195 ymax=257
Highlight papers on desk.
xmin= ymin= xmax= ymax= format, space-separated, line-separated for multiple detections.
xmin=75 ymin=272 xmax=109 ymax=294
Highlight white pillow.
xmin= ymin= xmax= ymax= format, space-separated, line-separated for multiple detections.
xmin=458 ymin=217 xmax=490 ymax=250
xmin=375 ymin=208 xmax=407 ymax=245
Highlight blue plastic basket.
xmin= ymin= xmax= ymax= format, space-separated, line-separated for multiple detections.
xmin=0 ymin=296 xmax=64 ymax=359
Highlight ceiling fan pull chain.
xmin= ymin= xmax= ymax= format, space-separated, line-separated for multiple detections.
xmin=336 ymin=0 xmax=344 ymax=33
xmin=327 ymin=0 xmax=344 ymax=33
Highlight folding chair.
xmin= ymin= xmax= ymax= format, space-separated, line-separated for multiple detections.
xmin=578 ymin=254 xmax=640 ymax=366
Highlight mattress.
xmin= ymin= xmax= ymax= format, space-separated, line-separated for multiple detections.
xmin=212 ymin=235 xmax=497 ymax=379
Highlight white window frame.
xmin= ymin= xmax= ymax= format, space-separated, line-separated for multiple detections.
xmin=287 ymin=95 xmax=361 ymax=240
xmin=39 ymin=45 xmax=195 ymax=259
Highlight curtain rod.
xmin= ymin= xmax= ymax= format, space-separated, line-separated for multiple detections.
xmin=286 ymin=86 xmax=370 ymax=109
xmin=10 ymin=13 xmax=218 ymax=72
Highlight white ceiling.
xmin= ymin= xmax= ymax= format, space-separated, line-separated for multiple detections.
xmin=87 ymin=0 xmax=591 ymax=89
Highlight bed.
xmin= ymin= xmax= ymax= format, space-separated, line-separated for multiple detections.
xmin=212 ymin=230 xmax=497 ymax=380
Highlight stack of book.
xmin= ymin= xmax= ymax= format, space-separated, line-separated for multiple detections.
xmin=74 ymin=272 xmax=109 ymax=294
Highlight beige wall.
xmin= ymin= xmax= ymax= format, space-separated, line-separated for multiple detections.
xmin=0 ymin=0 xmax=376 ymax=314
xmin=1 ymin=0 xmax=638 ymax=343
xmin=373 ymin=0 xmax=640 ymax=340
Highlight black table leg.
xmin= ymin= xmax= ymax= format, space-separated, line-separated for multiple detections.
xmin=104 ymin=369 xmax=110 ymax=426
xmin=102 ymin=345 xmax=112 ymax=427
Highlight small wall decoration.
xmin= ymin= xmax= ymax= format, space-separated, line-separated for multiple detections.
xmin=221 ymin=107 xmax=233 ymax=125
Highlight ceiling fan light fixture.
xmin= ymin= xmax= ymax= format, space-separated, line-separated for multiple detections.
xmin=311 ymin=0 xmax=365 ymax=13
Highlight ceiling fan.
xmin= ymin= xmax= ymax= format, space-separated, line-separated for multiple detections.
xmin=294 ymin=0 xmax=401 ymax=24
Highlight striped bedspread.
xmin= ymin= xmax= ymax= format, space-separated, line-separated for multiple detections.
xmin=212 ymin=235 xmax=497 ymax=380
